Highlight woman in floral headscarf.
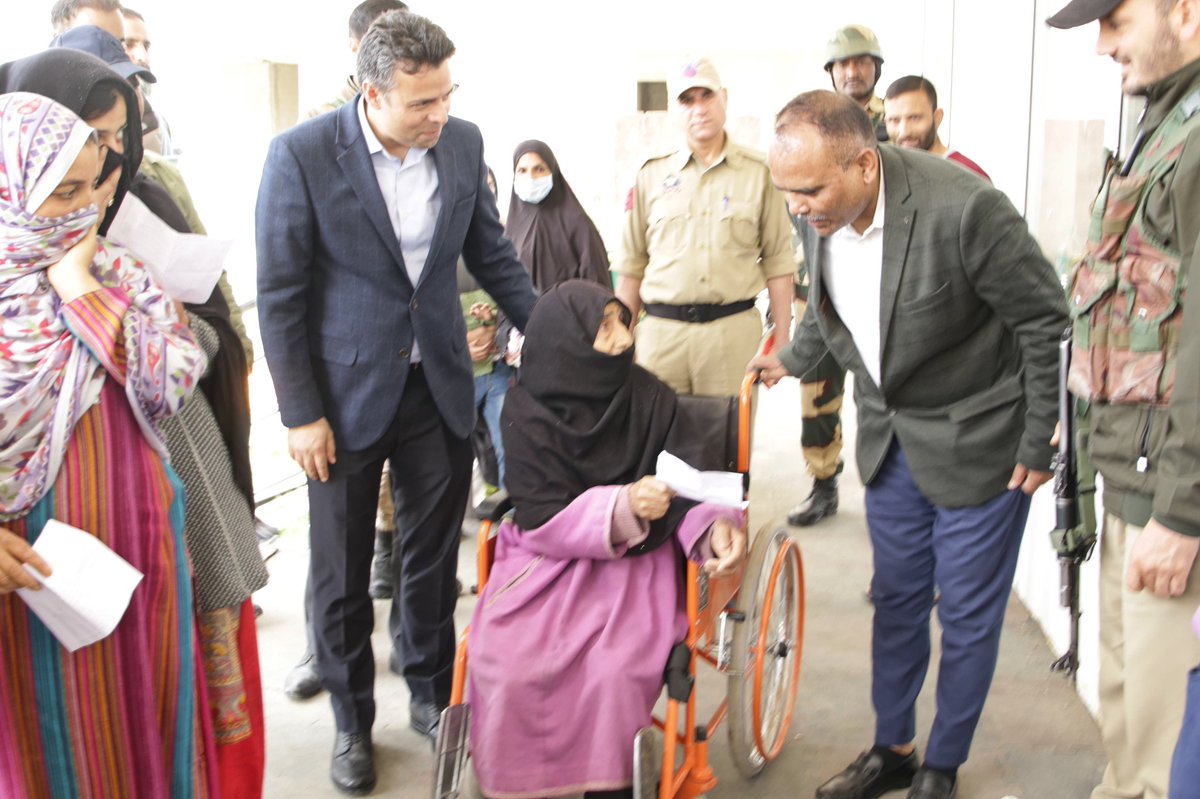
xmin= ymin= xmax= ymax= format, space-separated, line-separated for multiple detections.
xmin=0 ymin=92 xmax=216 ymax=797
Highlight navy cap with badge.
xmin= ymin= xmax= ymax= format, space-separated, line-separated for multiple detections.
xmin=1046 ymin=0 xmax=1124 ymax=29
xmin=49 ymin=25 xmax=157 ymax=84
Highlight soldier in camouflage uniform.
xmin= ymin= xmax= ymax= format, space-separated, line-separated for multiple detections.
xmin=787 ymin=25 xmax=890 ymax=528
xmin=1048 ymin=1 xmax=1200 ymax=797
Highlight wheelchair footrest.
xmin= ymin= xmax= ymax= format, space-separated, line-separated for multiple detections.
xmin=632 ymin=726 xmax=662 ymax=799
xmin=432 ymin=704 xmax=470 ymax=799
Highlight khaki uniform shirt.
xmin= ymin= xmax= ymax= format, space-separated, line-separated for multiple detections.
xmin=615 ymin=138 xmax=794 ymax=305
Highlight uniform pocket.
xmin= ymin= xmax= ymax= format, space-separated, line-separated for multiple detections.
xmin=1067 ymin=257 xmax=1117 ymax=401
xmin=718 ymin=201 xmax=760 ymax=251
xmin=648 ymin=196 xmax=689 ymax=255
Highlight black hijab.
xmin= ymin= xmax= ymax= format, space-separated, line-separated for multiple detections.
xmin=0 ymin=47 xmax=255 ymax=505
xmin=505 ymin=140 xmax=611 ymax=293
xmin=0 ymin=48 xmax=142 ymax=236
xmin=502 ymin=281 xmax=694 ymax=553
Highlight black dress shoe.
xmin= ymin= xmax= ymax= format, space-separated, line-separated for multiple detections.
xmin=330 ymin=731 xmax=376 ymax=796
xmin=368 ymin=529 xmax=394 ymax=600
xmin=788 ymin=475 xmax=839 ymax=527
xmin=907 ymin=768 xmax=956 ymax=799
xmin=388 ymin=648 xmax=403 ymax=678
xmin=816 ymin=747 xmax=918 ymax=799
xmin=409 ymin=699 xmax=445 ymax=742
xmin=283 ymin=652 xmax=322 ymax=701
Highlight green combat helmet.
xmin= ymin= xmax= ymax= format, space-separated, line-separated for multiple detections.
xmin=823 ymin=24 xmax=885 ymax=72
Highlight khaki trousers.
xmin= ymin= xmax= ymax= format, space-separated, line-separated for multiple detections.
xmin=635 ymin=308 xmax=763 ymax=397
xmin=1093 ymin=513 xmax=1200 ymax=799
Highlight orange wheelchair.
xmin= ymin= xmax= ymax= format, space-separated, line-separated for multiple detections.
xmin=432 ymin=372 xmax=806 ymax=799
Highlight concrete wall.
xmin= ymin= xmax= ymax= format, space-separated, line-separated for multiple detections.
xmin=6 ymin=0 xmax=1134 ymax=715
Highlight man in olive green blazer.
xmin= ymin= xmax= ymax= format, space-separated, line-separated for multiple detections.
xmin=752 ymin=91 xmax=1068 ymax=799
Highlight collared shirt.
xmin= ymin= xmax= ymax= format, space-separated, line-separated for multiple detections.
xmin=824 ymin=167 xmax=886 ymax=387
xmin=615 ymin=137 xmax=794 ymax=305
xmin=358 ymin=96 xmax=441 ymax=362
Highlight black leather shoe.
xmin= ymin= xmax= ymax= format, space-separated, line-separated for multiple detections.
xmin=907 ymin=768 xmax=956 ymax=799
xmin=816 ymin=747 xmax=918 ymax=799
xmin=788 ymin=475 xmax=839 ymax=527
xmin=330 ymin=731 xmax=376 ymax=795
xmin=368 ymin=529 xmax=394 ymax=600
xmin=283 ymin=651 xmax=322 ymax=701
xmin=388 ymin=648 xmax=403 ymax=678
xmin=410 ymin=699 xmax=444 ymax=743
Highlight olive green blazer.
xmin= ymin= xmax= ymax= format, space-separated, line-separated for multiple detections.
xmin=779 ymin=145 xmax=1068 ymax=508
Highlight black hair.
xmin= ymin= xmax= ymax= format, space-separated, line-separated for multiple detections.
xmin=356 ymin=10 xmax=455 ymax=91
xmin=78 ymin=83 xmax=122 ymax=122
xmin=884 ymin=75 xmax=938 ymax=109
xmin=349 ymin=0 xmax=410 ymax=41
xmin=775 ymin=90 xmax=877 ymax=166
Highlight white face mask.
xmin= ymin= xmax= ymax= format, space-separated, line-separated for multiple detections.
xmin=514 ymin=174 xmax=553 ymax=204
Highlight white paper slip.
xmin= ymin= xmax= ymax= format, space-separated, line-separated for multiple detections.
xmin=16 ymin=520 xmax=144 ymax=653
xmin=105 ymin=193 xmax=232 ymax=303
xmin=655 ymin=451 xmax=748 ymax=510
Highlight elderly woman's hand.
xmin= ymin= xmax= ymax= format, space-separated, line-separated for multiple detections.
xmin=0 ymin=528 xmax=51 ymax=594
xmin=629 ymin=476 xmax=673 ymax=521
xmin=703 ymin=518 xmax=748 ymax=577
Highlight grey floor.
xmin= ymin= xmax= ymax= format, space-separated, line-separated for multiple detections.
xmin=250 ymin=375 xmax=1106 ymax=799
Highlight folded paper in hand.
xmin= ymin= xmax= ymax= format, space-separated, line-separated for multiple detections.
xmin=655 ymin=451 xmax=748 ymax=509
xmin=105 ymin=193 xmax=232 ymax=303
xmin=17 ymin=520 xmax=144 ymax=652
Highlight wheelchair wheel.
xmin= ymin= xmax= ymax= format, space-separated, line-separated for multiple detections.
xmin=726 ymin=524 xmax=805 ymax=777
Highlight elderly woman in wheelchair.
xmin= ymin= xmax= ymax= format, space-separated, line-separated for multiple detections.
xmin=462 ymin=281 xmax=749 ymax=799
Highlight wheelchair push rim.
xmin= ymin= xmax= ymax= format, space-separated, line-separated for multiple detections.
xmin=726 ymin=525 xmax=805 ymax=776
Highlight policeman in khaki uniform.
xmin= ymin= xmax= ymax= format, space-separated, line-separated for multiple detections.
xmin=615 ymin=57 xmax=794 ymax=398
xmin=1047 ymin=1 xmax=1200 ymax=797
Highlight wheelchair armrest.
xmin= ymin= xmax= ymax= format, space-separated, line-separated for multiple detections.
xmin=475 ymin=489 xmax=513 ymax=523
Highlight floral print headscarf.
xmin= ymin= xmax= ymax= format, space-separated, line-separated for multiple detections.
xmin=0 ymin=92 xmax=202 ymax=518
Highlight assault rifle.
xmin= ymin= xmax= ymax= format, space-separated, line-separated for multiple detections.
xmin=1049 ymin=326 xmax=1097 ymax=681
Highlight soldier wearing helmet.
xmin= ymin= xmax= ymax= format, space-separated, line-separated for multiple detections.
xmin=824 ymin=24 xmax=889 ymax=142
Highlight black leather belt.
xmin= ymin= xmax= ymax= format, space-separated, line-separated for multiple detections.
xmin=643 ymin=299 xmax=756 ymax=324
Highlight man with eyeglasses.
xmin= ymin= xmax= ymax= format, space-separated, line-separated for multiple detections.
xmin=256 ymin=9 xmax=536 ymax=795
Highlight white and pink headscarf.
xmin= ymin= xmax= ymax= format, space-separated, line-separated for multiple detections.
xmin=0 ymin=92 xmax=200 ymax=519
xmin=0 ymin=92 xmax=110 ymax=518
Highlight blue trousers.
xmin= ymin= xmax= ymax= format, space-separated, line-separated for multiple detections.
xmin=866 ymin=442 xmax=1030 ymax=769
xmin=1170 ymin=666 xmax=1200 ymax=798
xmin=474 ymin=362 xmax=510 ymax=490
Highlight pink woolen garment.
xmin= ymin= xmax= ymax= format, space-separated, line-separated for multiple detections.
xmin=466 ymin=484 xmax=741 ymax=799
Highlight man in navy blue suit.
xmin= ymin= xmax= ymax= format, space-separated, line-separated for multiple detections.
xmin=255 ymin=10 xmax=536 ymax=794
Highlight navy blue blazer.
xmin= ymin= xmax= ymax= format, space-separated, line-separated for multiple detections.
xmin=255 ymin=101 xmax=537 ymax=449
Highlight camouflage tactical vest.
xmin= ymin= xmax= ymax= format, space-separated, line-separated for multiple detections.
xmin=1067 ymin=88 xmax=1200 ymax=406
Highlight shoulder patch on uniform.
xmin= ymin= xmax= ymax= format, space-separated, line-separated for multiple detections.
xmin=638 ymin=151 xmax=676 ymax=171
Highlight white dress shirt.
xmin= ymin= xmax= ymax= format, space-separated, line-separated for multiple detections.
xmin=358 ymin=97 xmax=441 ymax=362
xmin=823 ymin=168 xmax=886 ymax=388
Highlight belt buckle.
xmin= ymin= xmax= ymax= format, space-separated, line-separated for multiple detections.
xmin=684 ymin=304 xmax=702 ymax=323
